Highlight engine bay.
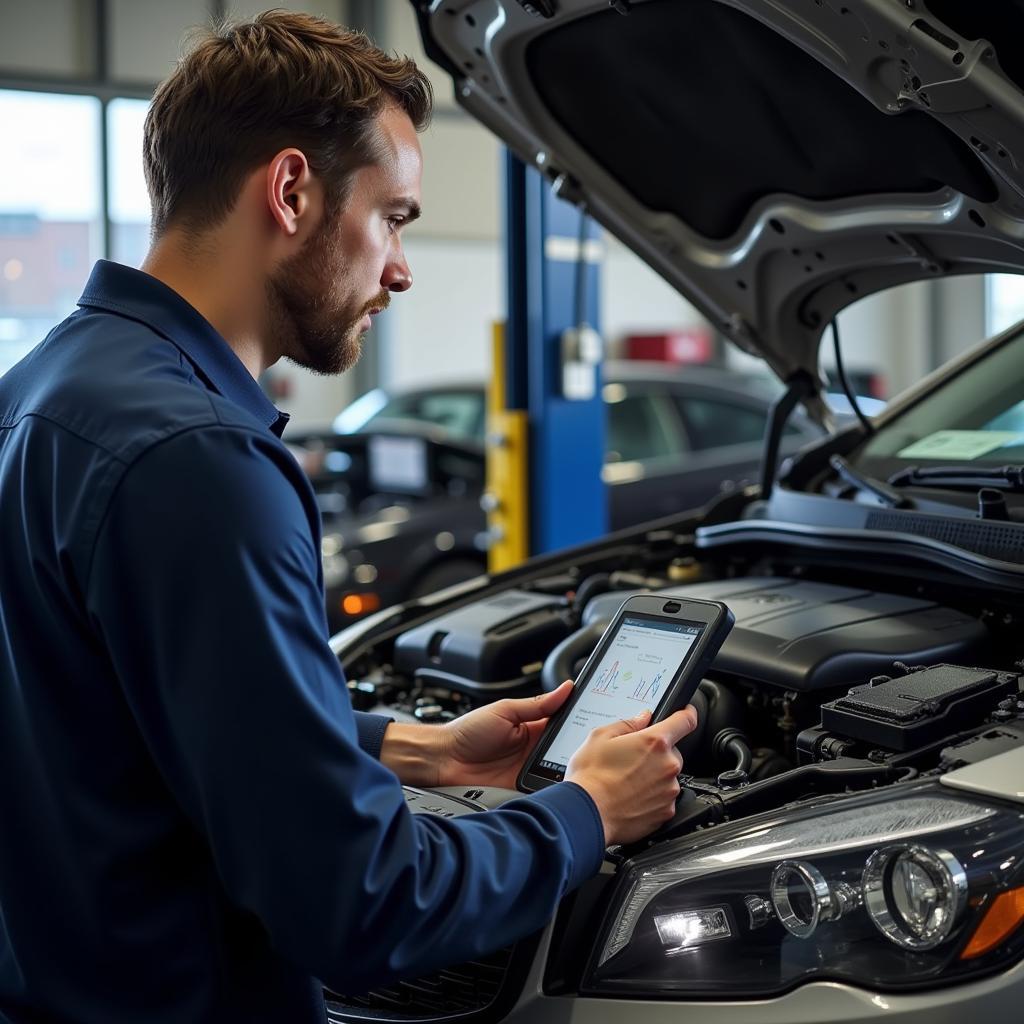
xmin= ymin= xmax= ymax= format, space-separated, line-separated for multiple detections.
xmin=343 ymin=555 xmax=1024 ymax=839
xmin=329 ymin=540 xmax=1024 ymax=1016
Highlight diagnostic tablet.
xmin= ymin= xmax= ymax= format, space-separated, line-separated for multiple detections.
xmin=518 ymin=594 xmax=734 ymax=792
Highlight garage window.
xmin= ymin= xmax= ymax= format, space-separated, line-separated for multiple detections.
xmin=107 ymin=97 xmax=152 ymax=268
xmin=988 ymin=274 xmax=1024 ymax=335
xmin=0 ymin=90 xmax=103 ymax=376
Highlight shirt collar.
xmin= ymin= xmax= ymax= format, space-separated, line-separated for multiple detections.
xmin=77 ymin=260 xmax=290 ymax=438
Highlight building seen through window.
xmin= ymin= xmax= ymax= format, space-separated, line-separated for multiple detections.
xmin=107 ymin=98 xmax=152 ymax=269
xmin=0 ymin=90 xmax=104 ymax=375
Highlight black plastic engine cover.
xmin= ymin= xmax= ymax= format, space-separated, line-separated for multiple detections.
xmin=394 ymin=589 xmax=571 ymax=684
xmin=581 ymin=577 xmax=988 ymax=692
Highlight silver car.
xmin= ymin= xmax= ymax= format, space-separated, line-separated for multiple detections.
xmin=324 ymin=1 xmax=1024 ymax=1021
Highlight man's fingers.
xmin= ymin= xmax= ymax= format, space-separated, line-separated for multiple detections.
xmin=507 ymin=680 xmax=574 ymax=722
xmin=645 ymin=705 xmax=699 ymax=745
xmin=596 ymin=709 xmax=652 ymax=739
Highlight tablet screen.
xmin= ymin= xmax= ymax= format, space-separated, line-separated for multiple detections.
xmin=534 ymin=615 xmax=705 ymax=778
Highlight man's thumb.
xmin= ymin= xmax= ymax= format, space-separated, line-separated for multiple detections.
xmin=515 ymin=680 xmax=574 ymax=721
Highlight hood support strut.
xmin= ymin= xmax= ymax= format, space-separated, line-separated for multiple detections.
xmin=760 ymin=371 xmax=818 ymax=502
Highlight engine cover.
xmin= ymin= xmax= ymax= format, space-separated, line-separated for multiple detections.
xmin=582 ymin=577 xmax=988 ymax=692
xmin=394 ymin=589 xmax=571 ymax=686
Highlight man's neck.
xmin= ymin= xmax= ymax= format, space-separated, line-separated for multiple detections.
xmin=141 ymin=230 xmax=273 ymax=380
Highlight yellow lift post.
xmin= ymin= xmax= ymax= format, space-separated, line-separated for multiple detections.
xmin=484 ymin=322 xmax=529 ymax=573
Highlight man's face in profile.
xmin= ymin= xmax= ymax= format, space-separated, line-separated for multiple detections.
xmin=268 ymin=105 xmax=423 ymax=375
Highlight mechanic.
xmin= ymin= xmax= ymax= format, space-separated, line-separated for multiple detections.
xmin=0 ymin=11 xmax=697 ymax=1023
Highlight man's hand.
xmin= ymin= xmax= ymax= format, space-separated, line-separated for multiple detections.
xmin=434 ymin=681 xmax=575 ymax=790
xmin=567 ymin=706 xmax=698 ymax=846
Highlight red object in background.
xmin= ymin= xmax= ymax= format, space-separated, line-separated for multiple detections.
xmin=262 ymin=371 xmax=293 ymax=401
xmin=625 ymin=328 xmax=713 ymax=365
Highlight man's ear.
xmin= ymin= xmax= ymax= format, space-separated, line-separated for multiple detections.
xmin=266 ymin=148 xmax=315 ymax=237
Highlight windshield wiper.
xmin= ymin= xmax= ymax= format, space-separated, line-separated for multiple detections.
xmin=830 ymin=455 xmax=910 ymax=508
xmin=888 ymin=464 xmax=1024 ymax=493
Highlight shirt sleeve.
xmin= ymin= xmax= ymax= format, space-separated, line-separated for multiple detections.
xmin=352 ymin=711 xmax=392 ymax=760
xmin=85 ymin=425 xmax=604 ymax=993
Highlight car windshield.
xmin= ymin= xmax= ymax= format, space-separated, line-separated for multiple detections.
xmin=856 ymin=321 xmax=1024 ymax=473
xmin=334 ymin=388 xmax=485 ymax=442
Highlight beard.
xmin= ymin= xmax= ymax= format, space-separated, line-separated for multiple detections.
xmin=266 ymin=214 xmax=389 ymax=376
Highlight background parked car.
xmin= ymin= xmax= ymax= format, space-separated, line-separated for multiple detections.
xmin=289 ymin=361 xmax=824 ymax=632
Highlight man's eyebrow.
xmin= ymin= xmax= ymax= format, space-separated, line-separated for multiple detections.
xmin=392 ymin=198 xmax=421 ymax=223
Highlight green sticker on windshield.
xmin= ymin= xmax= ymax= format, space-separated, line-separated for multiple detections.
xmin=896 ymin=430 xmax=1024 ymax=461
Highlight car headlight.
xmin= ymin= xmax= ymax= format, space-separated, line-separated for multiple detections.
xmin=584 ymin=783 xmax=1024 ymax=998
xmin=321 ymin=534 xmax=349 ymax=589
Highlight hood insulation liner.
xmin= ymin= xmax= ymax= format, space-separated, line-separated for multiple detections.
xmin=923 ymin=0 xmax=1024 ymax=92
xmin=527 ymin=0 xmax=996 ymax=240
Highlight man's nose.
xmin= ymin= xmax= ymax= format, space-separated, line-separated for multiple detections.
xmin=382 ymin=251 xmax=412 ymax=293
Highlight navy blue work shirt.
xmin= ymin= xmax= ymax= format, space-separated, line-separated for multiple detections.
xmin=0 ymin=261 xmax=604 ymax=1023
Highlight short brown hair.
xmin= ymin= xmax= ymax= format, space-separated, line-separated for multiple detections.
xmin=143 ymin=9 xmax=432 ymax=237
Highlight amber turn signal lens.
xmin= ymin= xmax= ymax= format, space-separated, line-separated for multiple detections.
xmin=961 ymin=887 xmax=1024 ymax=960
xmin=341 ymin=593 xmax=381 ymax=616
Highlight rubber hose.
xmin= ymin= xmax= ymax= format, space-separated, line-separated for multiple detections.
xmin=726 ymin=736 xmax=753 ymax=774
xmin=540 ymin=621 xmax=608 ymax=692
xmin=699 ymin=680 xmax=742 ymax=740
xmin=677 ymin=684 xmax=708 ymax=764
xmin=572 ymin=573 xmax=612 ymax=614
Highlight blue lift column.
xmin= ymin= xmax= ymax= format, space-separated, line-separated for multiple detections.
xmin=504 ymin=152 xmax=607 ymax=556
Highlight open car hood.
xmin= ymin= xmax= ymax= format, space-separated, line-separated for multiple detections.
xmin=413 ymin=0 xmax=1024 ymax=408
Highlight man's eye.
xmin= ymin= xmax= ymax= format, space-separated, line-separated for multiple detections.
xmin=387 ymin=216 xmax=405 ymax=232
